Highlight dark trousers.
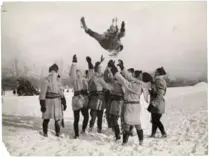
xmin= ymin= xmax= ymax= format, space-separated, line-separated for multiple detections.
xmin=111 ymin=115 xmax=121 ymax=138
xmin=73 ymin=108 xmax=89 ymax=136
xmin=89 ymin=109 xmax=104 ymax=130
xmin=106 ymin=100 xmax=112 ymax=128
xmin=86 ymin=29 xmax=105 ymax=43
xmin=106 ymin=113 xmax=112 ymax=128
xmin=43 ymin=119 xmax=60 ymax=135
xmin=151 ymin=113 xmax=166 ymax=135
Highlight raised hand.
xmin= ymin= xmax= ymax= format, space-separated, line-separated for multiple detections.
xmin=121 ymin=21 xmax=125 ymax=29
xmin=86 ymin=56 xmax=92 ymax=63
xmin=100 ymin=55 xmax=105 ymax=63
xmin=86 ymin=56 xmax=93 ymax=69
xmin=107 ymin=59 xmax=115 ymax=68
xmin=107 ymin=59 xmax=118 ymax=75
xmin=117 ymin=59 xmax=124 ymax=70
xmin=73 ymin=54 xmax=77 ymax=63
xmin=120 ymin=21 xmax=125 ymax=33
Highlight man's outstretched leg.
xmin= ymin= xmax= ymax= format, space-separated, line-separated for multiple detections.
xmin=81 ymin=17 xmax=105 ymax=44
xmin=80 ymin=17 xmax=88 ymax=31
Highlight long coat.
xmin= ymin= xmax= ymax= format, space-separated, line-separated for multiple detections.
xmin=88 ymin=69 xmax=113 ymax=110
xmin=115 ymin=69 xmax=144 ymax=125
xmin=69 ymin=63 xmax=89 ymax=111
xmin=150 ymin=76 xmax=167 ymax=114
xmin=108 ymin=77 xmax=124 ymax=116
xmin=39 ymin=72 xmax=64 ymax=120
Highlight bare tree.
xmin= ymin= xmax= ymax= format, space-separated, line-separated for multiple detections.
xmin=14 ymin=58 xmax=19 ymax=77
xmin=23 ymin=65 xmax=29 ymax=77
xmin=2 ymin=67 xmax=15 ymax=77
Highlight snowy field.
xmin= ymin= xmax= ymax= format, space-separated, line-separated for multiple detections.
xmin=2 ymin=82 xmax=208 ymax=156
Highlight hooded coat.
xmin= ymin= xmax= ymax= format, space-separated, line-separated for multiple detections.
xmin=149 ymin=76 xmax=167 ymax=114
xmin=39 ymin=71 xmax=64 ymax=120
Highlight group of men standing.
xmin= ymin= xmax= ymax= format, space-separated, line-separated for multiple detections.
xmin=39 ymin=54 xmax=167 ymax=146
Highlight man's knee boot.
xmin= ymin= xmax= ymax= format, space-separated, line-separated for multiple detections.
xmin=43 ymin=119 xmax=49 ymax=137
xmin=157 ymin=121 xmax=167 ymax=138
xmin=74 ymin=121 xmax=79 ymax=138
xmin=82 ymin=113 xmax=89 ymax=133
xmin=89 ymin=110 xmax=96 ymax=131
xmin=115 ymin=125 xmax=121 ymax=140
xmin=122 ymin=132 xmax=129 ymax=145
xmin=97 ymin=111 xmax=103 ymax=133
xmin=137 ymin=129 xmax=143 ymax=145
xmin=129 ymin=126 xmax=134 ymax=136
xmin=55 ymin=120 xmax=61 ymax=137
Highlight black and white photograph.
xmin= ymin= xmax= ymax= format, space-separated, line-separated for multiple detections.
xmin=1 ymin=1 xmax=208 ymax=156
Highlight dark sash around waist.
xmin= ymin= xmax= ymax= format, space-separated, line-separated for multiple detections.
xmin=89 ymin=91 xmax=104 ymax=97
xmin=74 ymin=91 xmax=83 ymax=96
xmin=74 ymin=90 xmax=89 ymax=96
xmin=124 ymin=100 xmax=139 ymax=104
xmin=82 ymin=90 xmax=88 ymax=96
xmin=46 ymin=92 xmax=61 ymax=99
xmin=110 ymin=94 xmax=123 ymax=101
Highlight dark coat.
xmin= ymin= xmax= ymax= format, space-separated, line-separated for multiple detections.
xmin=149 ymin=76 xmax=167 ymax=114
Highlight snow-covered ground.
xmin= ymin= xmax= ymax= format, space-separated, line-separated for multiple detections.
xmin=2 ymin=83 xmax=208 ymax=156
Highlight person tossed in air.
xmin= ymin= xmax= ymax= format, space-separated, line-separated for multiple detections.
xmin=80 ymin=17 xmax=125 ymax=56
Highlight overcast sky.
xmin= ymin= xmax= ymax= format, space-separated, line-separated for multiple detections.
xmin=1 ymin=1 xmax=207 ymax=79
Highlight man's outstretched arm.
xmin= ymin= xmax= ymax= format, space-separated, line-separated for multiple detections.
xmin=118 ymin=21 xmax=125 ymax=39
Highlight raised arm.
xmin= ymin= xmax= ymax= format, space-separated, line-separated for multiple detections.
xmin=58 ymin=78 xmax=64 ymax=97
xmin=108 ymin=60 xmax=138 ymax=94
xmin=86 ymin=56 xmax=94 ymax=80
xmin=117 ymin=21 xmax=125 ymax=39
xmin=69 ymin=55 xmax=77 ymax=81
xmin=117 ymin=59 xmax=134 ymax=81
xmin=117 ymin=59 xmax=146 ymax=87
xmin=142 ymin=87 xmax=149 ymax=103
xmin=118 ymin=30 xmax=125 ymax=39
xmin=114 ymin=72 xmax=130 ymax=87
xmin=97 ymin=77 xmax=113 ymax=91
xmin=104 ymin=67 xmax=114 ymax=83
xmin=121 ymin=68 xmax=135 ymax=82
xmin=88 ymin=69 xmax=94 ymax=80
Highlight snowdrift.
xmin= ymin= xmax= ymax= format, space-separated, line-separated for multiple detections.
xmin=2 ymin=85 xmax=208 ymax=156
xmin=194 ymin=82 xmax=208 ymax=88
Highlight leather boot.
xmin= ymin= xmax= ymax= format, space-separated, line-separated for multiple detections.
xmin=150 ymin=123 xmax=157 ymax=138
xmin=55 ymin=120 xmax=61 ymax=137
xmin=122 ymin=132 xmax=129 ymax=145
xmin=137 ymin=129 xmax=143 ymax=145
xmin=42 ymin=119 xmax=49 ymax=137
xmin=115 ymin=125 xmax=121 ymax=140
